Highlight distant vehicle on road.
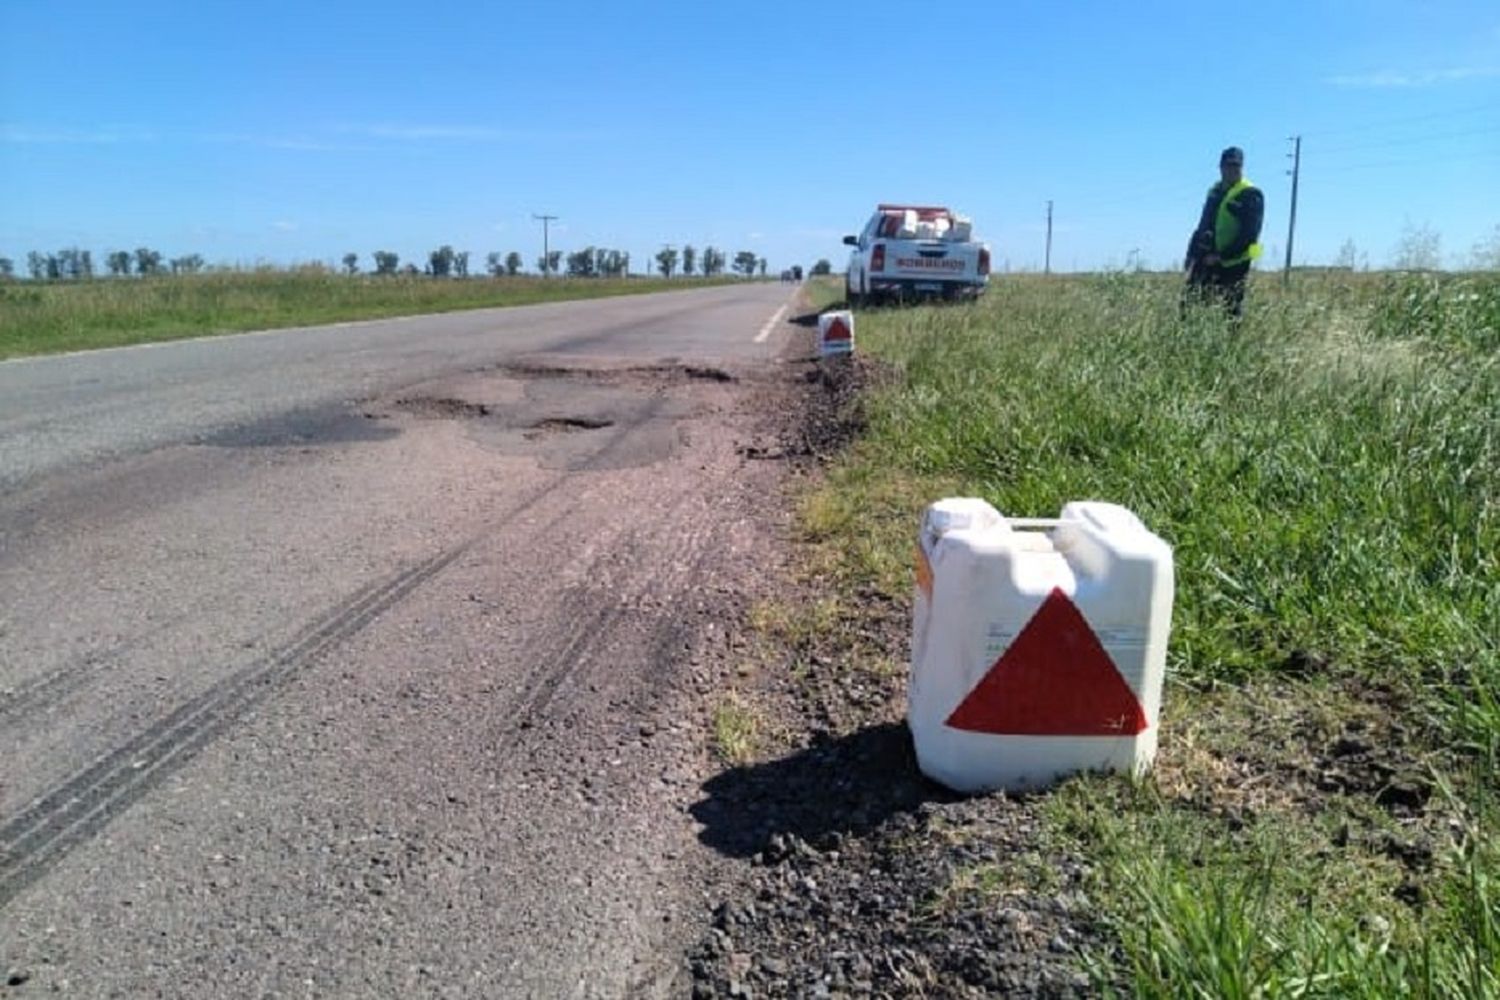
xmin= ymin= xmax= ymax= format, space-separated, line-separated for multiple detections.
xmin=843 ymin=204 xmax=990 ymax=305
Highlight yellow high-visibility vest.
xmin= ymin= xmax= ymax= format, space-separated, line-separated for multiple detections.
xmin=1214 ymin=178 xmax=1263 ymax=267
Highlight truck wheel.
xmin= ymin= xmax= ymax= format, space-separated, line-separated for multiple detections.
xmin=847 ymin=278 xmax=863 ymax=309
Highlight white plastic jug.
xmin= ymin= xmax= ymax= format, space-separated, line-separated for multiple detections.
xmin=908 ymin=499 xmax=1174 ymax=793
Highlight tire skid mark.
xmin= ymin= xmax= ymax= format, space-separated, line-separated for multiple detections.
xmin=508 ymin=488 xmax=723 ymax=727
xmin=510 ymin=578 xmax=633 ymax=728
xmin=0 ymin=545 xmax=462 ymax=909
xmin=0 ymin=614 xmax=191 ymax=729
xmin=0 ymin=666 xmax=94 ymax=729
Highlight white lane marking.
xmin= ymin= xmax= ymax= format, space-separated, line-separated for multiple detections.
xmin=754 ymin=304 xmax=789 ymax=344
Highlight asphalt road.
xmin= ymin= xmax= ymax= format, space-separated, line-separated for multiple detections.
xmin=0 ymin=282 xmax=801 ymax=997
xmin=0 ymin=283 xmax=792 ymax=492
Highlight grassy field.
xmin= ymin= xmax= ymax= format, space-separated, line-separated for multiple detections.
xmin=0 ymin=271 xmax=741 ymax=360
xmin=801 ymin=270 xmax=1499 ymax=995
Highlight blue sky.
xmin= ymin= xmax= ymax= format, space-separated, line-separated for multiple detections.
xmin=3 ymin=0 xmax=1497 ymax=274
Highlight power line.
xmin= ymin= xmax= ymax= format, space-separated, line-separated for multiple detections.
xmin=1302 ymin=100 xmax=1500 ymax=140
xmin=1310 ymin=150 xmax=1496 ymax=173
xmin=1316 ymin=123 xmax=1500 ymax=157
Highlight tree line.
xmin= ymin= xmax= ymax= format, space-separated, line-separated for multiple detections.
xmin=0 ymin=248 xmax=210 ymax=280
xmin=0 ymin=243 xmax=787 ymax=280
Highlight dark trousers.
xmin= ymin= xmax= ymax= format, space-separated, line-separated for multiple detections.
xmin=1182 ymin=261 xmax=1251 ymax=319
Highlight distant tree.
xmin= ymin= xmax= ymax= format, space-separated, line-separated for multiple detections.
xmin=400 ymin=263 xmax=421 ymax=275
xmin=504 ymin=251 xmax=522 ymax=276
xmin=758 ymin=257 xmax=767 ymax=277
xmin=53 ymin=248 xmax=79 ymax=279
xmin=733 ymin=251 xmax=758 ymax=277
xmin=681 ymin=245 xmax=696 ymax=276
xmin=1393 ymin=223 xmax=1441 ymax=271
xmin=0 ymin=257 xmax=12 ymax=279
xmin=1333 ymin=239 xmax=1358 ymax=271
xmin=53 ymin=247 xmax=96 ymax=279
xmin=536 ymin=250 xmax=561 ymax=275
xmin=1470 ymin=224 xmax=1500 ymax=270
xmin=134 ymin=247 xmax=163 ymax=275
xmin=595 ymin=247 xmax=609 ymax=277
xmin=701 ymin=247 xmax=724 ymax=276
xmin=486 ymin=252 xmax=503 ymax=276
xmin=342 ymin=252 xmax=359 ymax=275
xmin=597 ymin=248 xmax=627 ymax=277
xmin=655 ymin=247 xmax=679 ymax=278
xmin=26 ymin=251 xmax=46 ymax=280
xmin=429 ymin=245 xmax=457 ymax=278
xmin=169 ymin=254 xmax=204 ymax=274
xmin=454 ymin=250 xmax=470 ymax=278
xmin=373 ymin=250 xmax=399 ymax=275
xmin=810 ymin=258 xmax=832 ymax=276
xmin=106 ymin=250 xmax=131 ymax=276
xmin=567 ymin=247 xmax=597 ymax=277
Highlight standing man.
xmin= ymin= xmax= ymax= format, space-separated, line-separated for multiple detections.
xmin=1183 ymin=146 xmax=1264 ymax=320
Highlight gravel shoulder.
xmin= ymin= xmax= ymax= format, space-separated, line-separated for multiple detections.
xmin=683 ymin=307 xmax=1098 ymax=999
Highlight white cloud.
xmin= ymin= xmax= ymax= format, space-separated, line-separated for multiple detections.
xmin=272 ymin=221 xmax=299 ymax=232
xmin=338 ymin=123 xmax=605 ymax=143
xmin=0 ymin=124 xmax=154 ymax=144
xmin=202 ymin=132 xmax=369 ymax=152
xmin=1327 ymin=66 xmax=1500 ymax=88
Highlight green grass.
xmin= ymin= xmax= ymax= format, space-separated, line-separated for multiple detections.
xmin=802 ymin=269 xmax=1500 ymax=996
xmin=0 ymin=271 xmax=743 ymax=359
xmin=711 ymin=692 xmax=763 ymax=765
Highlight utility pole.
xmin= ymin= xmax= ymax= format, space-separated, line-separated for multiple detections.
xmin=1283 ymin=136 xmax=1300 ymax=286
xmin=533 ymin=213 xmax=558 ymax=277
xmin=1044 ymin=200 xmax=1053 ymax=275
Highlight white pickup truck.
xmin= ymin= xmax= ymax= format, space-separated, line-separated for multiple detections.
xmin=843 ymin=204 xmax=991 ymax=305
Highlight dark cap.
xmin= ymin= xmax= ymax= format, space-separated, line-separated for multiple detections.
xmin=1220 ymin=146 xmax=1245 ymax=166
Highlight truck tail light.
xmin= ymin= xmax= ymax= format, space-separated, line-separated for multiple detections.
xmin=871 ymin=244 xmax=886 ymax=273
xmin=978 ymin=247 xmax=991 ymax=276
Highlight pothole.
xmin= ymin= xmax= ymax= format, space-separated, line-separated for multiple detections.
xmin=682 ymin=366 xmax=736 ymax=383
xmin=524 ymin=417 xmax=615 ymax=438
xmin=495 ymin=363 xmax=736 ymax=385
xmin=390 ymin=397 xmax=492 ymax=419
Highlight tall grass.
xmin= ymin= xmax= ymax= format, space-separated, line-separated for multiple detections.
xmin=0 ymin=271 xmax=740 ymax=359
xmin=840 ymin=271 xmax=1498 ymax=742
xmin=805 ymin=269 xmax=1500 ymax=996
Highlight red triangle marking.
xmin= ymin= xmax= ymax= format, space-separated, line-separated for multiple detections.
xmin=945 ymin=587 xmax=1147 ymax=736
xmin=824 ymin=318 xmax=850 ymax=341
